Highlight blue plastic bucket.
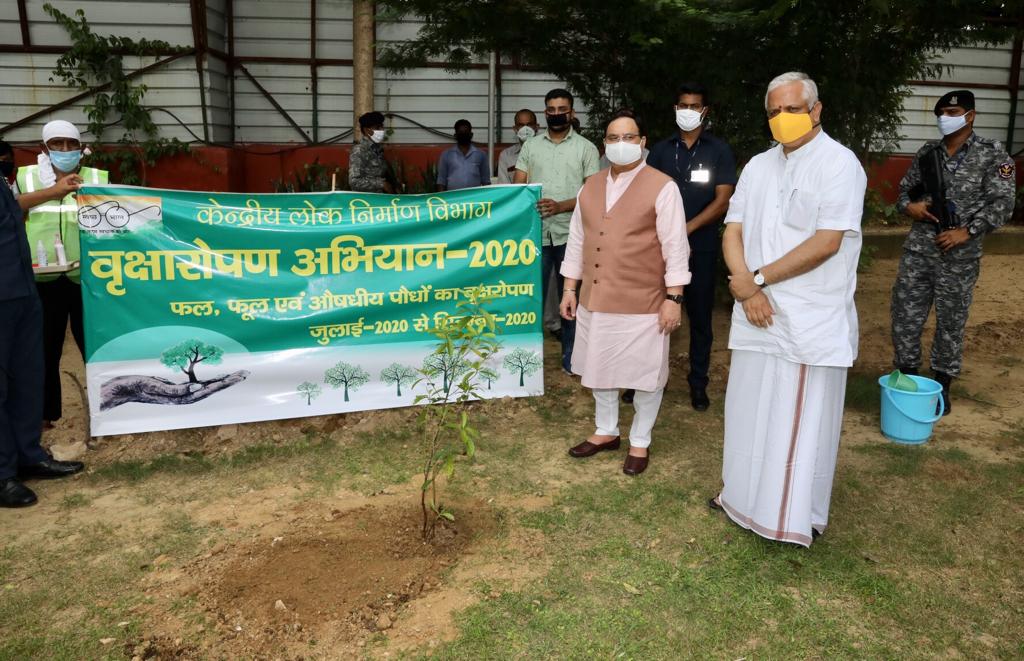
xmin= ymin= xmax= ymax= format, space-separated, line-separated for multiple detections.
xmin=877 ymin=374 xmax=944 ymax=445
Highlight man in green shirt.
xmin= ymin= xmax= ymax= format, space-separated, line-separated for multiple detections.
xmin=514 ymin=88 xmax=600 ymax=372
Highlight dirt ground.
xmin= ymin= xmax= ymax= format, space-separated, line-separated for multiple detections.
xmin=9 ymin=252 xmax=1024 ymax=659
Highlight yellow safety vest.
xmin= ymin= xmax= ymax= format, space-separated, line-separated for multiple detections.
xmin=17 ymin=164 xmax=108 ymax=283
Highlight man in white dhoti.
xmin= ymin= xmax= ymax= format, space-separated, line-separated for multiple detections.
xmin=560 ymin=111 xmax=691 ymax=476
xmin=711 ymin=72 xmax=866 ymax=546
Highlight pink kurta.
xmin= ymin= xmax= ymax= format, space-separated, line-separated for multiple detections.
xmin=560 ymin=162 xmax=690 ymax=391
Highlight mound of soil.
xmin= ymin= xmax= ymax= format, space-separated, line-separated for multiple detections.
xmin=192 ymin=500 xmax=493 ymax=656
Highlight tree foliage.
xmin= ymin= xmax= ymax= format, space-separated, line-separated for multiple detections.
xmin=379 ymin=0 xmax=1022 ymax=161
xmin=159 ymin=339 xmax=224 ymax=383
xmin=502 ymin=347 xmax=541 ymax=387
xmin=380 ymin=362 xmax=418 ymax=396
xmin=297 ymin=381 xmax=322 ymax=405
xmin=324 ymin=361 xmax=370 ymax=402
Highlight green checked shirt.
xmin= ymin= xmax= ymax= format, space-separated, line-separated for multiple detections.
xmin=515 ymin=128 xmax=600 ymax=246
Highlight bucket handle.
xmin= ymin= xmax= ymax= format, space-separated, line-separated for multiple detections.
xmin=884 ymin=387 xmax=944 ymax=424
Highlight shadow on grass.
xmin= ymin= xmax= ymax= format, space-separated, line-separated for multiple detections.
xmin=846 ymin=371 xmax=882 ymax=415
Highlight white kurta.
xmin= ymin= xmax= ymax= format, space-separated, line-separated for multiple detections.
xmin=720 ymin=131 xmax=866 ymax=545
xmin=560 ymin=162 xmax=690 ymax=392
xmin=724 ymin=131 xmax=866 ymax=367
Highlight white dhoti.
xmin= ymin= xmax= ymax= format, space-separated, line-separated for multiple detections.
xmin=720 ymin=349 xmax=847 ymax=547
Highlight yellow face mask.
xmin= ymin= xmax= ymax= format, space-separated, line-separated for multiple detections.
xmin=768 ymin=111 xmax=814 ymax=144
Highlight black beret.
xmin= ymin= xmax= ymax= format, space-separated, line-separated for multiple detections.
xmin=934 ymin=90 xmax=974 ymax=116
xmin=358 ymin=111 xmax=385 ymax=128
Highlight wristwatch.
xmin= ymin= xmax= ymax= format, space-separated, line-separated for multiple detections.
xmin=753 ymin=269 xmax=767 ymax=287
xmin=666 ymin=294 xmax=684 ymax=304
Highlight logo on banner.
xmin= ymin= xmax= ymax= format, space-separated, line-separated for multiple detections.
xmin=78 ymin=195 xmax=163 ymax=235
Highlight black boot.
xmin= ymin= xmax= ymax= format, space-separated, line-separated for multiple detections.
xmin=933 ymin=371 xmax=952 ymax=416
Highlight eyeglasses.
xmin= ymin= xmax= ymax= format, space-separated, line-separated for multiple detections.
xmin=674 ymin=104 xmax=704 ymax=111
xmin=766 ymin=105 xmax=812 ymax=119
xmin=604 ymin=134 xmax=641 ymax=143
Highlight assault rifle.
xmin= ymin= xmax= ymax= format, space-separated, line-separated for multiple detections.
xmin=908 ymin=144 xmax=957 ymax=230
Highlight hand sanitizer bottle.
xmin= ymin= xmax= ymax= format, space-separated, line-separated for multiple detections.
xmin=54 ymin=234 xmax=67 ymax=266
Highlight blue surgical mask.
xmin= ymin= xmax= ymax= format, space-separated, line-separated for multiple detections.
xmin=48 ymin=149 xmax=82 ymax=172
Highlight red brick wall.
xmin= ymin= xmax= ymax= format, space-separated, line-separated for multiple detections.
xmin=10 ymin=144 xmax=1022 ymax=199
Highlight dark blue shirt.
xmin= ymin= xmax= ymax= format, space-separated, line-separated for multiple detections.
xmin=647 ymin=132 xmax=737 ymax=252
xmin=0 ymin=180 xmax=34 ymax=301
xmin=437 ymin=144 xmax=491 ymax=190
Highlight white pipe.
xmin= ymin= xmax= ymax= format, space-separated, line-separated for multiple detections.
xmin=487 ymin=50 xmax=496 ymax=181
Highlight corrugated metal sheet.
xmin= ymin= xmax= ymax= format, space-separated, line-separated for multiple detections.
xmin=0 ymin=0 xmax=201 ymax=143
xmin=0 ymin=2 xmax=1020 ymax=154
xmin=898 ymin=43 xmax=1024 ymax=154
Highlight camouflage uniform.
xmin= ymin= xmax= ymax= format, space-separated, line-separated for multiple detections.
xmin=348 ymin=140 xmax=388 ymax=193
xmin=891 ymin=132 xmax=1016 ymax=377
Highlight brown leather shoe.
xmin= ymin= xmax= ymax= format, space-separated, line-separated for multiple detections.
xmin=622 ymin=452 xmax=649 ymax=476
xmin=568 ymin=436 xmax=621 ymax=458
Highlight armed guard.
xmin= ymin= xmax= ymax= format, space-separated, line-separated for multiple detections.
xmin=891 ymin=90 xmax=1016 ymax=414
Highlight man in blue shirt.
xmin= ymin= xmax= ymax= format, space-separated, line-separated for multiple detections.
xmin=437 ymin=120 xmax=491 ymax=190
xmin=625 ymin=82 xmax=737 ymax=411
xmin=0 ymin=151 xmax=84 ymax=508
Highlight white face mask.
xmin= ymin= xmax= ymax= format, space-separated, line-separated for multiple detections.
xmin=369 ymin=129 xmax=386 ymax=144
xmin=604 ymin=141 xmax=643 ymax=166
xmin=675 ymin=108 xmax=704 ymax=132
xmin=516 ymin=125 xmax=536 ymax=142
xmin=937 ymin=114 xmax=968 ymax=136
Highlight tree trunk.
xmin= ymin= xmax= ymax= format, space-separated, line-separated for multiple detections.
xmin=306 ymin=393 xmax=312 ymax=405
xmin=396 ymin=382 xmax=402 ymax=396
xmin=519 ymin=370 xmax=525 ymax=387
xmin=344 ymin=384 xmax=350 ymax=401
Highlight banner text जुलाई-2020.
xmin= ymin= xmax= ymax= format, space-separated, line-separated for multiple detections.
xmin=78 ymin=184 xmax=544 ymax=436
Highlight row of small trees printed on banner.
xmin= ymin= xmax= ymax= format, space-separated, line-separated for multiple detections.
xmin=295 ymin=347 xmax=542 ymax=405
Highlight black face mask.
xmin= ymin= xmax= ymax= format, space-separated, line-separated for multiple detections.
xmin=546 ymin=112 xmax=571 ymax=130
xmin=0 ymin=161 xmax=13 ymax=179
xmin=456 ymin=132 xmax=473 ymax=145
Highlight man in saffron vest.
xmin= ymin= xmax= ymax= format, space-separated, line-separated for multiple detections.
xmin=560 ymin=111 xmax=690 ymax=476
xmin=15 ymin=120 xmax=108 ymax=429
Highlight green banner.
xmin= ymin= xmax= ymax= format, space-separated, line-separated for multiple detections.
xmin=79 ymin=184 xmax=544 ymax=436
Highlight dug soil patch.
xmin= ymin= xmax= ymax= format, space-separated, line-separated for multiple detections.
xmin=179 ymin=500 xmax=494 ymax=657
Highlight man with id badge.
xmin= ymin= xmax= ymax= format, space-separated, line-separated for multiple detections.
xmin=632 ymin=82 xmax=737 ymax=411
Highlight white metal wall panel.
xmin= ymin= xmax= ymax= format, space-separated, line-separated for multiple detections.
xmin=897 ymin=43 xmax=1023 ymax=154
xmin=24 ymin=0 xmax=193 ymax=46
xmin=0 ymin=53 xmax=204 ymax=144
xmin=0 ymin=2 xmax=1019 ymax=154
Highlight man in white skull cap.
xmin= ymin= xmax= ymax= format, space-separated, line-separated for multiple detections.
xmin=15 ymin=119 xmax=108 ymax=430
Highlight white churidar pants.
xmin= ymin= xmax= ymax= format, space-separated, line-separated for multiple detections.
xmin=593 ymin=387 xmax=664 ymax=449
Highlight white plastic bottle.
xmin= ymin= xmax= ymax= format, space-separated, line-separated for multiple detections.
xmin=36 ymin=239 xmax=48 ymax=267
xmin=54 ymin=233 xmax=67 ymax=266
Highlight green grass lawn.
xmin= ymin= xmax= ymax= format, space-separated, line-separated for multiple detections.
xmin=2 ymin=371 xmax=1022 ymax=659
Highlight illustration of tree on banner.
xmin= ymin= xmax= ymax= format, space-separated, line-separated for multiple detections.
xmin=381 ymin=362 xmax=417 ymax=396
xmin=161 ymin=340 xmax=224 ymax=383
xmin=100 ymin=338 xmax=248 ymax=410
xmin=503 ymin=347 xmax=541 ymax=387
xmin=324 ymin=361 xmax=370 ymax=402
xmin=297 ymin=381 xmax=322 ymax=405
xmin=422 ymin=352 xmax=469 ymax=392
xmin=479 ymin=366 xmax=499 ymax=390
